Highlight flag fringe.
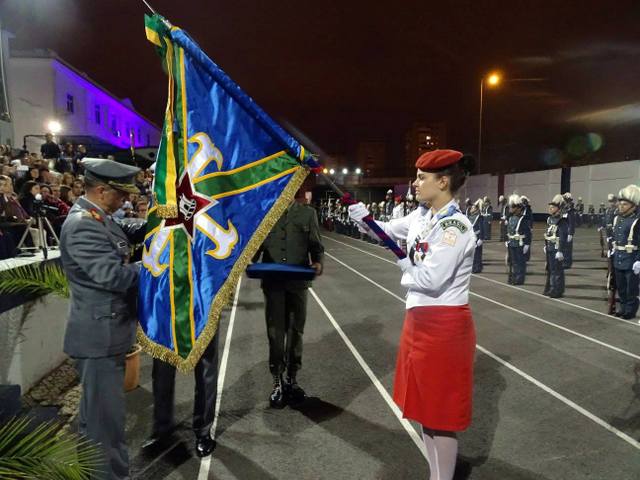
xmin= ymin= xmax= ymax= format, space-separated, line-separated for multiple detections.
xmin=137 ymin=165 xmax=309 ymax=372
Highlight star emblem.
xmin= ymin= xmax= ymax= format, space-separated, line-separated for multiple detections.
xmin=164 ymin=170 xmax=216 ymax=240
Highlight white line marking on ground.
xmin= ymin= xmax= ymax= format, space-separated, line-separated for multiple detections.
xmin=198 ymin=278 xmax=242 ymax=480
xmin=323 ymin=235 xmax=640 ymax=359
xmin=323 ymin=251 xmax=640 ymax=451
xmin=309 ymin=287 xmax=427 ymax=460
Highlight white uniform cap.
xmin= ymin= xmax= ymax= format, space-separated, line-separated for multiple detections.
xmin=618 ymin=185 xmax=640 ymax=205
xmin=498 ymin=195 xmax=505 ymax=202
xmin=607 ymin=193 xmax=616 ymax=202
xmin=473 ymin=198 xmax=484 ymax=209
xmin=508 ymin=194 xmax=523 ymax=207
xmin=549 ymin=194 xmax=564 ymax=208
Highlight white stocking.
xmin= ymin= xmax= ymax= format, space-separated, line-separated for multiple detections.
xmin=422 ymin=431 xmax=458 ymax=480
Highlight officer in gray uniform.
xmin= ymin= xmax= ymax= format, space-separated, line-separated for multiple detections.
xmin=254 ymin=193 xmax=324 ymax=408
xmin=61 ymin=158 xmax=146 ymax=480
xmin=612 ymin=185 xmax=640 ymax=320
xmin=506 ymin=194 xmax=531 ymax=285
xmin=543 ymin=195 xmax=568 ymax=298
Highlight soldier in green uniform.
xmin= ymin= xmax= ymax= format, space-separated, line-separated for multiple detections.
xmin=254 ymin=192 xmax=324 ymax=408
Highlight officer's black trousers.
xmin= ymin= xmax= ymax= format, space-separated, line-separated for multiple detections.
xmin=500 ymin=222 xmax=507 ymax=242
xmin=484 ymin=218 xmax=492 ymax=240
xmin=263 ymin=286 xmax=307 ymax=376
xmin=75 ymin=354 xmax=128 ymax=480
xmin=614 ymin=268 xmax=640 ymax=318
xmin=151 ymin=332 xmax=220 ymax=438
xmin=563 ymin=239 xmax=574 ymax=269
xmin=544 ymin=250 xmax=565 ymax=296
xmin=472 ymin=245 xmax=483 ymax=273
xmin=508 ymin=245 xmax=527 ymax=285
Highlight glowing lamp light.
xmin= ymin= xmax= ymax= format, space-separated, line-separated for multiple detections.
xmin=329 ymin=168 xmax=335 ymax=175
xmin=342 ymin=168 xmax=349 ymax=174
xmin=46 ymin=120 xmax=62 ymax=134
xmin=355 ymin=168 xmax=362 ymax=174
xmin=486 ymin=72 xmax=502 ymax=87
xmin=323 ymin=168 xmax=329 ymax=174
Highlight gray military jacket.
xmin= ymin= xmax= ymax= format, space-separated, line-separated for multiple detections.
xmin=61 ymin=197 xmax=146 ymax=358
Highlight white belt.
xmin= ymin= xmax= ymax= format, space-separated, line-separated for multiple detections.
xmin=614 ymin=245 xmax=638 ymax=252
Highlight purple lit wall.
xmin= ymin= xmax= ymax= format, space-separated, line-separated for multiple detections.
xmin=52 ymin=59 xmax=161 ymax=148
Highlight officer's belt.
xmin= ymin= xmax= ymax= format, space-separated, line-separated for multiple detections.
xmin=614 ymin=245 xmax=638 ymax=252
xmin=507 ymin=234 xmax=523 ymax=239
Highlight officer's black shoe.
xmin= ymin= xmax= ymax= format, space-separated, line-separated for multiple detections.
xmin=285 ymin=376 xmax=306 ymax=406
xmin=614 ymin=311 xmax=623 ymax=317
xmin=195 ymin=434 xmax=216 ymax=458
xmin=141 ymin=430 xmax=177 ymax=453
xmin=549 ymin=293 xmax=563 ymax=298
xmin=542 ymin=290 xmax=550 ymax=296
xmin=621 ymin=314 xmax=635 ymax=320
xmin=269 ymin=374 xmax=286 ymax=409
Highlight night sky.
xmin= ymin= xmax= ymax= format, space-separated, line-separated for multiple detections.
xmin=3 ymin=0 xmax=640 ymax=174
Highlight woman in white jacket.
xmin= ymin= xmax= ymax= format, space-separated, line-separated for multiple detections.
xmin=348 ymin=149 xmax=477 ymax=480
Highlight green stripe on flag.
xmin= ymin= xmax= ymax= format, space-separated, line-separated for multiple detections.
xmin=172 ymin=229 xmax=193 ymax=358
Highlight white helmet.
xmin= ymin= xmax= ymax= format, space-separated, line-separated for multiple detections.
xmin=508 ymin=194 xmax=523 ymax=207
xmin=607 ymin=193 xmax=616 ymax=202
xmin=618 ymin=185 xmax=640 ymax=205
xmin=498 ymin=195 xmax=505 ymax=202
xmin=549 ymin=194 xmax=565 ymax=208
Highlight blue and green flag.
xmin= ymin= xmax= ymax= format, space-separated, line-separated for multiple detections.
xmin=139 ymin=14 xmax=316 ymax=371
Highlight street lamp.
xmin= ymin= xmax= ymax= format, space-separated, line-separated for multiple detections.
xmin=46 ymin=120 xmax=62 ymax=135
xmin=355 ymin=167 xmax=362 ymax=174
xmin=478 ymin=71 xmax=502 ymax=174
xmin=342 ymin=168 xmax=348 ymax=175
xmin=329 ymin=168 xmax=335 ymax=175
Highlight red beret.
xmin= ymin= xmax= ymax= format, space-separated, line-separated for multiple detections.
xmin=415 ymin=149 xmax=463 ymax=170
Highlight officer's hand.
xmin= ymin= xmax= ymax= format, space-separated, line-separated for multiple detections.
xmin=543 ymin=246 xmax=546 ymax=254
xmin=505 ymin=241 xmax=509 ymax=248
xmin=476 ymin=239 xmax=483 ymax=247
xmin=567 ymin=235 xmax=573 ymax=242
xmin=633 ymin=261 xmax=640 ymax=275
xmin=523 ymin=245 xmax=530 ymax=255
xmin=555 ymin=251 xmax=564 ymax=262
xmin=397 ymin=257 xmax=412 ymax=272
xmin=597 ymin=227 xmax=603 ymax=232
xmin=312 ymin=262 xmax=323 ymax=276
xmin=348 ymin=202 xmax=370 ymax=223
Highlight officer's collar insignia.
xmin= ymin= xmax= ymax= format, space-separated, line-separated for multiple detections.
xmin=88 ymin=208 xmax=104 ymax=223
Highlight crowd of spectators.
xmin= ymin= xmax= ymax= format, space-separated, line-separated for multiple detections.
xmin=0 ymin=137 xmax=153 ymax=259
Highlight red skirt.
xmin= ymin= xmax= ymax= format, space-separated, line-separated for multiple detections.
xmin=393 ymin=305 xmax=476 ymax=431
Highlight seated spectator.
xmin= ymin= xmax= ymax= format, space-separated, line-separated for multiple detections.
xmin=19 ymin=181 xmax=40 ymax=217
xmin=136 ymin=200 xmax=149 ymax=218
xmin=61 ymin=172 xmax=75 ymax=187
xmin=15 ymin=165 xmax=41 ymax=192
xmin=69 ymin=179 xmax=84 ymax=203
xmin=0 ymin=175 xmax=31 ymax=255
xmin=40 ymin=133 xmax=61 ymax=160
xmin=59 ymin=185 xmax=73 ymax=206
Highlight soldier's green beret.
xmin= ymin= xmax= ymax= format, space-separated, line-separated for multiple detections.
xmin=81 ymin=158 xmax=141 ymax=194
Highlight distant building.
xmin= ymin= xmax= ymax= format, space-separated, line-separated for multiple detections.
xmin=356 ymin=140 xmax=386 ymax=177
xmin=404 ymin=122 xmax=446 ymax=175
xmin=6 ymin=46 xmax=160 ymax=153
xmin=0 ymin=21 xmax=12 ymax=146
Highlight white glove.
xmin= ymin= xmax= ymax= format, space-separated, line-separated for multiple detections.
xmin=567 ymin=235 xmax=573 ymax=242
xmin=555 ymin=251 xmax=564 ymax=262
xmin=356 ymin=223 xmax=369 ymax=234
xmin=476 ymin=239 xmax=483 ymax=247
xmin=348 ymin=202 xmax=370 ymax=223
xmin=543 ymin=246 xmax=546 ymax=254
xmin=523 ymin=245 xmax=530 ymax=255
xmin=397 ymin=257 xmax=412 ymax=272
xmin=607 ymin=249 xmax=613 ymax=258
xmin=597 ymin=227 xmax=603 ymax=232
xmin=505 ymin=242 xmax=509 ymax=248
xmin=633 ymin=261 xmax=640 ymax=275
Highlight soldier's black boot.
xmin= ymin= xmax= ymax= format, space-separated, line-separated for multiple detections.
xmin=269 ymin=374 xmax=286 ymax=409
xmin=285 ymin=374 xmax=306 ymax=407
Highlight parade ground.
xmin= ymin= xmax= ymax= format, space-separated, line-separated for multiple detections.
xmin=127 ymin=224 xmax=640 ymax=480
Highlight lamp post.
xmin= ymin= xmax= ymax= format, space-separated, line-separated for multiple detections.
xmin=478 ymin=72 xmax=501 ymax=174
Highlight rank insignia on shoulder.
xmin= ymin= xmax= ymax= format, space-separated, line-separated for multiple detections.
xmin=439 ymin=218 xmax=468 ymax=233
xmin=88 ymin=208 xmax=104 ymax=223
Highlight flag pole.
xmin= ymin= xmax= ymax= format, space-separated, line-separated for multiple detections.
xmin=309 ymin=165 xmax=406 ymax=259
xmin=141 ymin=0 xmax=157 ymax=14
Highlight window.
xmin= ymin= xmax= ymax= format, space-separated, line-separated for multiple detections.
xmin=111 ymin=117 xmax=117 ymax=136
xmin=94 ymin=105 xmax=101 ymax=125
xmin=66 ymin=94 xmax=74 ymax=113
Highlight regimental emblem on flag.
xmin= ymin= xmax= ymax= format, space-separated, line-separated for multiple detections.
xmin=138 ymin=14 xmax=317 ymax=371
